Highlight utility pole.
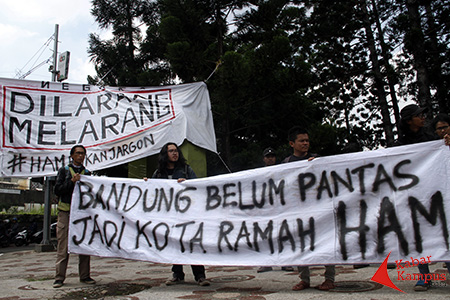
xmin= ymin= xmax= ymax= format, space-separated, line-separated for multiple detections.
xmin=35 ymin=24 xmax=59 ymax=253
xmin=51 ymin=24 xmax=59 ymax=82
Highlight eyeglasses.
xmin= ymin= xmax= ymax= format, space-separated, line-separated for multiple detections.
xmin=168 ymin=149 xmax=178 ymax=153
xmin=414 ymin=113 xmax=426 ymax=119
xmin=436 ymin=125 xmax=449 ymax=131
xmin=74 ymin=151 xmax=86 ymax=156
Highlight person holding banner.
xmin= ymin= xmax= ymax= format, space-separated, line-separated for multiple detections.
xmin=397 ymin=105 xmax=449 ymax=291
xmin=431 ymin=113 xmax=450 ymax=140
xmin=431 ymin=113 xmax=450 ymax=146
xmin=405 ymin=113 xmax=450 ymax=292
xmin=282 ymin=127 xmax=319 ymax=163
xmin=152 ymin=142 xmax=210 ymax=287
xmin=283 ymin=126 xmax=336 ymax=291
xmin=53 ymin=145 xmax=96 ymax=288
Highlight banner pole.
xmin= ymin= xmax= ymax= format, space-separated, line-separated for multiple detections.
xmin=35 ymin=176 xmax=55 ymax=252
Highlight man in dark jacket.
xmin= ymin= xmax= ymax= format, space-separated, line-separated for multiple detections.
xmin=53 ymin=145 xmax=96 ymax=288
xmin=397 ymin=104 xmax=435 ymax=145
xmin=397 ymin=107 xmax=449 ymax=291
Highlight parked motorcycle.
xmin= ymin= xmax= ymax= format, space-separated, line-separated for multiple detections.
xmin=14 ymin=229 xmax=32 ymax=247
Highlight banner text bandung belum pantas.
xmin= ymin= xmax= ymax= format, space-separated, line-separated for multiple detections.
xmin=69 ymin=140 xmax=450 ymax=266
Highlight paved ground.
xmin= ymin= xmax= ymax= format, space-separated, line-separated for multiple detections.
xmin=0 ymin=246 xmax=449 ymax=300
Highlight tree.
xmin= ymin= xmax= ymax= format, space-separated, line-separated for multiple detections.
xmin=359 ymin=0 xmax=395 ymax=146
xmin=304 ymin=0 xmax=382 ymax=148
xmin=405 ymin=0 xmax=432 ymax=111
xmin=370 ymin=0 xmax=401 ymax=133
xmin=86 ymin=0 xmax=450 ymax=173
xmin=212 ymin=0 xmax=328 ymax=168
xmin=88 ymin=0 xmax=157 ymax=86
xmin=390 ymin=0 xmax=450 ymax=117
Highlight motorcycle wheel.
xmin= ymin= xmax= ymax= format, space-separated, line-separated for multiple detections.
xmin=15 ymin=239 xmax=24 ymax=247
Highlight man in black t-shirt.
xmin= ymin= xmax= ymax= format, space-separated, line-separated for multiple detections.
xmin=284 ymin=127 xmax=336 ymax=292
xmin=282 ymin=127 xmax=318 ymax=163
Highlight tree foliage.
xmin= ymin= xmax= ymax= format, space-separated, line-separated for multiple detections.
xmin=88 ymin=0 xmax=450 ymax=173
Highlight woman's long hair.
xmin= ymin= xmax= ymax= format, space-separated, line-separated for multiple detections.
xmin=157 ymin=142 xmax=187 ymax=173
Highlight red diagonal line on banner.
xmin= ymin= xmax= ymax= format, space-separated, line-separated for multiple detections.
xmin=371 ymin=252 xmax=405 ymax=293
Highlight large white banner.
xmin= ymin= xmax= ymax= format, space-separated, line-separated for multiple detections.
xmin=69 ymin=141 xmax=450 ymax=266
xmin=0 ymin=77 xmax=216 ymax=177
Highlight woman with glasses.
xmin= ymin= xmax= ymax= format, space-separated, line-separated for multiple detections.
xmin=152 ymin=142 xmax=210 ymax=287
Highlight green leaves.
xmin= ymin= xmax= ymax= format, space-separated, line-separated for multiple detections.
xmin=88 ymin=0 xmax=450 ymax=172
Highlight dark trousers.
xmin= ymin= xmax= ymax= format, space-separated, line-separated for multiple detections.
xmin=172 ymin=264 xmax=206 ymax=281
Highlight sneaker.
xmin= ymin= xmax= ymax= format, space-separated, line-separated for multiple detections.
xmin=414 ymin=279 xmax=431 ymax=291
xmin=53 ymin=280 xmax=64 ymax=288
xmin=80 ymin=277 xmax=96 ymax=284
xmin=282 ymin=266 xmax=294 ymax=271
xmin=165 ymin=277 xmax=184 ymax=286
xmin=197 ymin=277 xmax=210 ymax=286
xmin=257 ymin=266 xmax=273 ymax=273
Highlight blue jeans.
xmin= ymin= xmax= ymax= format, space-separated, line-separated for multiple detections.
xmin=418 ymin=262 xmax=450 ymax=274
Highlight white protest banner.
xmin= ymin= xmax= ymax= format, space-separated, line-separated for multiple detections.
xmin=0 ymin=77 xmax=216 ymax=177
xmin=69 ymin=140 xmax=450 ymax=266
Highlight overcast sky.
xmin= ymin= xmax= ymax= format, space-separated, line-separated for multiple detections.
xmin=0 ymin=0 xmax=111 ymax=84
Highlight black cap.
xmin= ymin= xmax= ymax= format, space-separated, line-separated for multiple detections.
xmin=400 ymin=104 xmax=426 ymax=120
xmin=263 ymin=147 xmax=276 ymax=157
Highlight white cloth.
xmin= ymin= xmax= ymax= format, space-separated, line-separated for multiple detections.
xmin=0 ymin=78 xmax=216 ymax=177
xmin=69 ymin=140 xmax=450 ymax=266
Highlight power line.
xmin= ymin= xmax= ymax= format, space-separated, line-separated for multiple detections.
xmin=15 ymin=34 xmax=55 ymax=79
xmin=18 ymin=58 xmax=52 ymax=79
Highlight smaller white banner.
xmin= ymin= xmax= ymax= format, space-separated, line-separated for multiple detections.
xmin=0 ymin=78 xmax=216 ymax=177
